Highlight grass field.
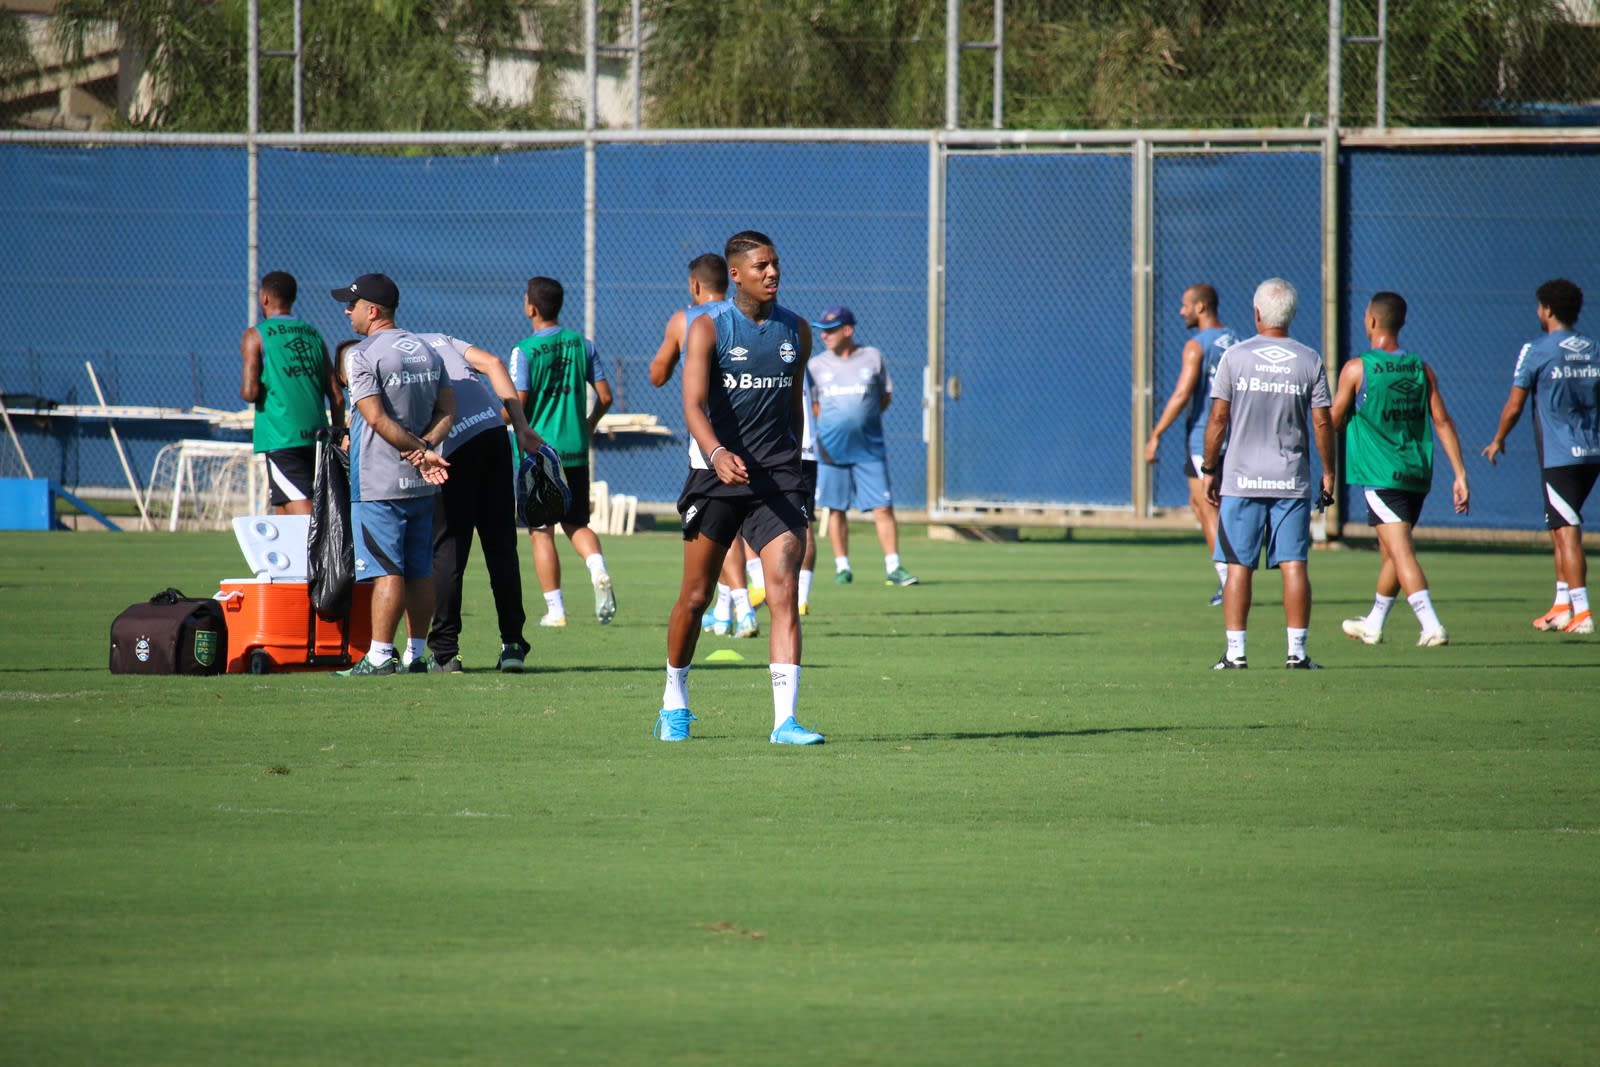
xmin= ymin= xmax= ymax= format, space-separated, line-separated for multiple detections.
xmin=2 ymin=525 xmax=1597 ymax=1066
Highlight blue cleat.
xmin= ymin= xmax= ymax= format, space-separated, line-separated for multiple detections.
xmin=734 ymin=610 xmax=760 ymax=638
xmin=654 ymin=708 xmax=696 ymax=741
xmin=769 ymin=716 xmax=825 ymax=746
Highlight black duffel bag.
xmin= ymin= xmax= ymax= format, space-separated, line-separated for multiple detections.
xmin=109 ymin=588 xmax=228 ymax=675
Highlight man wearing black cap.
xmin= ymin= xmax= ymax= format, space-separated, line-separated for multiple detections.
xmin=808 ymin=305 xmax=918 ymax=587
xmin=330 ymin=273 xmax=455 ymax=676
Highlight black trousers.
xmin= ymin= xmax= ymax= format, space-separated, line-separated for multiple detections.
xmin=428 ymin=429 xmax=526 ymax=659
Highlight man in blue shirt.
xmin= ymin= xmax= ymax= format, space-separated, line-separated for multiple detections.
xmin=1483 ymin=278 xmax=1600 ymax=635
xmin=808 ymin=306 xmax=917 ymax=588
xmin=1145 ymin=283 xmax=1237 ymax=605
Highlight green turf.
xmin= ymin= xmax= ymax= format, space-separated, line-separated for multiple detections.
xmin=2 ymin=527 xmax=1597 ymax=1065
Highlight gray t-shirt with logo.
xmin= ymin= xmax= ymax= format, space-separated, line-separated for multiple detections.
xmin=1210 ymin=333 xmax=1330 ymax=499
xmin=416 ymin=333 xmax=504 ymax=459
xmin=347 ymin=328 xmax=451 ymax=501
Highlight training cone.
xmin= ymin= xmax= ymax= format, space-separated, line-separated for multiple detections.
xmin=704 ymin=648 xmax=744 ymax=663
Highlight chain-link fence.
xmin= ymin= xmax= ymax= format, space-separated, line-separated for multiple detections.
xmin=3 ymin=129 xmax=1600 ymax=539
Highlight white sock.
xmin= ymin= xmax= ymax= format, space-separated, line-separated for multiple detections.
xmin=885 ymin=552 xmax=901 ymax=575
xmin=1408 ymin=589 xmax=1442 ymax=632
xmin=367 ymin=641 xmax=396 ymax=665
xmin=663 ymin=663 xmax=690 ymax=710
xmin=1572 ymin=586 xmax=1591 ymax=615
xmin=406 ymin=636 xmax=427 ymax=663
xmin=713 ymin=583 xmax=733 ymax=622
xmin=1214 ymin=560 xmax=1228 ymax=585
xmin=746 ymin=557 xmax=765 ymax=587
xmin=771 ymin=663 xmax=799 ymax=729
xmin=732 ymin=588 xmax=752 ymax=616
xmin=1287 ymin=627 xmax=1308 ymax=659
xmin=1226 ymin=630 xmax=1246 ymax=661
xmin=543 ymin=590 xmax=565 ymax=618
xmin=1369 ymin=594 xmax=1396 ymax=626
xmin=799 ymin=568 xmax=814 ymax=606
xmin=1555 ymin=581 xmax=1571 ymax=607
xmin=835 ymin=555 xmax=851 ymax=574
xmin=585 ymin=553 xmax=607 ymax=580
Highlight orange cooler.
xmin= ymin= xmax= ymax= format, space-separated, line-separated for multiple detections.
xmin=216 ymin=580 xmax=373 ymax=673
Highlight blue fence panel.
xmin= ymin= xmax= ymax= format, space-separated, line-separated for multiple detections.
xmin=1151 ymin=151 xmax=1324 ymax=511
xmin=1344 ymin=148 xmax=1600 ymax=532
xmin=592 ymin=142 xmax=930 ymax=507
xmin=944 ymin=151 xmax=1132 ymax=507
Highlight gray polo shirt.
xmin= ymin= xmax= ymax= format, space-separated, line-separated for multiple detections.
xmin=347 ymin=328 xmax=450 ymax=502
xmin=1210 ymin=333 xmax=1330 ymax=499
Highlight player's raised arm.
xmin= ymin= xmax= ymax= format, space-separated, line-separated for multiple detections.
xmin=649 ymin=309 xmax=688 ymax=387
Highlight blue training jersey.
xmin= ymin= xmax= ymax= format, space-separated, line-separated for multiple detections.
xmin=688 ymin=301 xmax=805 ymax=491
xmin=1184 ymin=325 xmax=1238 ymax=457
xmin=808 ymin=345 xmax=892 ymax=466
xmin=1511 ymin=329 xmax=1600 ymax=468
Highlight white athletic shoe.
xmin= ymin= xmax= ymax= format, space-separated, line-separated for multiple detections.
xmin=1341 ymin=617 xmax=1383 ymax=645
xmin=539 ymin=612 xmax=568 ymax=628
xmin=593 ymin=574 xmax=617 ymax=625
xmin=1417 ymin=626 xmax=1449 ymax=647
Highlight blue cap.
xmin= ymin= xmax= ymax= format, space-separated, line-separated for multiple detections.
xmin=811 ymin=306 xmax=855 ymax=330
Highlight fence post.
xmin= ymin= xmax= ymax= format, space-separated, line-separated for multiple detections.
xmin=925 ymin=134 xmax=946 ymax=519
xmin=1131 ymin=137 xmax=1154 ymax=520
xmin=1323 ymin=0 xmax=1345 ymax=538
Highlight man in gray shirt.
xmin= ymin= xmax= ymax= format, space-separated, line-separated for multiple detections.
xmin=332 ymin=273 xmax=455 ymax=676
xmin=1201 ymin=278 xmax=1334 ymax=670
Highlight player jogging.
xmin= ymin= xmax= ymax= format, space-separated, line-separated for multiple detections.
xmin=655 ymin=231 xmax=824 ymax=745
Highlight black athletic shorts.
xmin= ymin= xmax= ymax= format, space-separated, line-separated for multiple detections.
xmin=678 ymin=469 xmax=810 ymax=553
xmin=1543 ymin=464 xmax=1600 ymax=530
xmin=263 ymin=447 xmax=315 ymax=506
xmin=801 ymin=459 xmax=818 ymax=501
xmin=1362 ymin=487 xmax=1427 ymax=527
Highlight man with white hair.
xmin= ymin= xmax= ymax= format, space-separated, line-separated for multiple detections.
xmin=1200 ymin=278 xmax=1335 ymax=669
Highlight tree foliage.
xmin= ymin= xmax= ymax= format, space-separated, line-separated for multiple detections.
xmin=11 ymin=0 xmax=1600 ymax=132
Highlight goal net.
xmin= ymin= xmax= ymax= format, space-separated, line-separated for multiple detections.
xmin=143 ymin=440 xmax=266 ymax=531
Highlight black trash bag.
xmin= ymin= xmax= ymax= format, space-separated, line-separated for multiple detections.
xmin=308 ymin=428 xmax=354 ymax=617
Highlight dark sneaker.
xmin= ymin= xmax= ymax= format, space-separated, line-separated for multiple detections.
xmin=498 ymin=641 xmax=529 ymax=673
xmin=336 ymin=654 xmax=396 ymax=677
xmin=834 ymin=569 xmax=852 ymax=585
xmin=1212 ymin=655 xmax=1247 ymax=670
xmin=885 ymin=566 xmax=919 ymax=587
xmin=1285 ymin=655 xmax=1323 ymax=670
xmin=430 ymin=654 xmax=463 ymax=673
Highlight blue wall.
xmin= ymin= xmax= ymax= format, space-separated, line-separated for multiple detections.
xmin=4 ymin=142 xmax=1599 ymax=530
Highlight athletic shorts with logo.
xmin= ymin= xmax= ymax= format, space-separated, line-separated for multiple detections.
xmin=353 ymin=497 xmax=435 ymax=579
xmin=816 ymin=458 xmax=893 ymax=513
xmin=1362 ymin=487 xmax=1427 ymax=527
xmin=1543 ymin=464 xmax=1600 ymax=529
xmin=1214 ymin=496 xmax=1311 ymax=570
xmin=679 ymin=468 xmax=809 ymax=553
xmin=264 ymin=447 xmax=315 ymax=507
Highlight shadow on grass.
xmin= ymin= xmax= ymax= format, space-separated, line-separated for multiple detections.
xmin=858 ymin=722 xmax=1273 ymax=743
xmin=821 ymin=629 xmax=1086 ymax=639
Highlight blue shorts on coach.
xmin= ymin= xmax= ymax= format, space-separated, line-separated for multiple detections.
xmin=1213 ymin=496 xmax=1310 ymax=570
xmin=353 ymin=497 xmax=435 ymax=579
xmin=816 ymin=458 xmax=893 ymax=513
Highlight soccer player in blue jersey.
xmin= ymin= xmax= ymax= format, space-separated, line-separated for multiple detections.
xmin=649 ymin=253 xmax=759 ymax=639
xmin=1202 ymin=278 xmax=1334 ymax=670
xmin=1483 ymin=278 xmax=1600 ymax=634
xmin=656 ymin=231 xmax=824 ymax=745
xmin=1146 ymin=284 xmax=1237 ymax=605
xmin=809 ymin=307 xmax=918 ymax=588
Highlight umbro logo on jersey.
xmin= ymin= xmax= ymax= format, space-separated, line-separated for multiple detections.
xmin=1254 ymin=345 xmax=1298 ymax=364
xmin=1390 ymin=377 xmax=1421 ymax=396
xmin=1560 ymin=336 xmax=1593 ymax=359
xmin=394 ymin=338 xmax=422 ymax=354
xmin=728 ymin=346 xmax=750 ymax=362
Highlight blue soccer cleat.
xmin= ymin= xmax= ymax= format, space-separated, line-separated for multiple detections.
xmin=769 ymin=716 xmax=825 ymax=746
xmin=654 ymin=708 xmax=696 ymax=742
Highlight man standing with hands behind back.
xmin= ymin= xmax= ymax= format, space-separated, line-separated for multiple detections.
xmin=1202 ymin=278 xmax=1334 ymax=671
xmin=331 ymin=273 xmax=454 ymax=677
